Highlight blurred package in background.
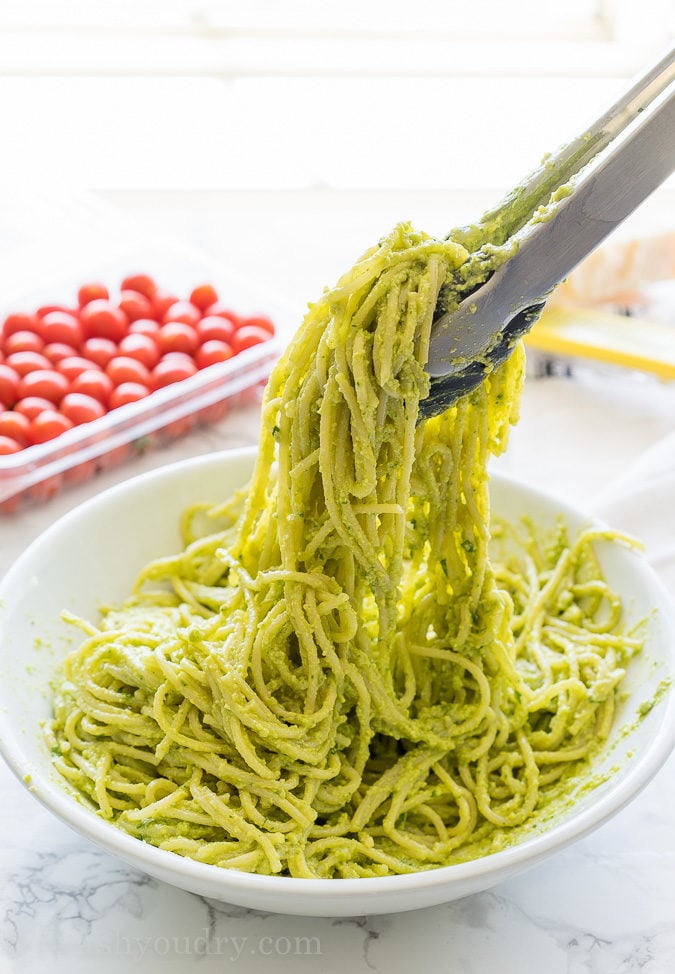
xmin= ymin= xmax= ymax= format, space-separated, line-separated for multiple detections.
xmin=526 ymin=230 xmax=675 ymax=381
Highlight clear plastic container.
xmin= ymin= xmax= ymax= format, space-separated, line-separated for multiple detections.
xmin=0 ymin=244 xmax=288 ymax=512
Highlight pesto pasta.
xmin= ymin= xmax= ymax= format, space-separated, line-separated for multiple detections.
xmin=47 ymin=223 xmax=640 ymax=877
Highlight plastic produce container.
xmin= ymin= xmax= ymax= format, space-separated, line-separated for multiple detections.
xmin=0 ymin=246 xmax=288 ymax=513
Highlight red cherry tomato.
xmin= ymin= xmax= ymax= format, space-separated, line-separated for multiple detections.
xmin=36 ymin=304 xmax=76 ymax=319
xmin=0 ymin=364 xmax=20 ymax=407
xmin=198 ymin=401 xmax=229 ymax=424
xmin=43 ymin=342 xmax=78 ymax=364
xmin=97 ymin=444 xmax=132 ymax=469
xmin=163 ymin=415 xmax=194 ymax=439
xmin=17 ymin=369 xmax=69 ymax=404
xmin=64 ymin=459 xmax=96 ymax=485
xmin=118 ymin=333 xmax=160 ymax=369
xmin=151 ymin=357 xmax=197 ymax=389
xmin=80 ymin=300 xmax=128 ymax=342
xmin=3 ymin=312 xmax=39 ymax=339
xmin=196 ymin=315 xmax=236 ymax=345
xmin=152 ymin=289 xmax=179 ymax=320
xmin=162 ymin=300 xmax=201 ymax=328
xmin=157 ymin=322 xmax=199 ymax=356
xmin=128 ymin=318 xmax=160 ymax=340
xmin=0 ymin=495 xmax=22 ymax=512
xmin=242 ymin=314 xmax=275 ymax=336
xmin=81 ymin=337 xmax=118 ymax=368
xmin=0 ymin=411 xmax=31 ymax=446
xmin=78 ymin=282 xmax=109 ymax=307
xmin=6 ymin=351 xmax=52 ymax=376
xmin=106 ymin=356 xmax=150 ymax=387
xmin=58 ymin=356 xmax=102 ymax=381
xmin=160 ymin=351 xmax=195 ymax=367
xmin=119 ymin=289 xmax=154 ymax=323
xmin=0 ymin=434 xmax=22 ymax=454
xmin=70 ymin=369 xmax=114 ymax=405
xmin=189 ymin=283 xmax=219 ymax=311
xmin=30 ymin=410 xmax=74 ymax=443
xmin=195 ymin=340 xmax=234 ymax=369
xmin=231 ymin=324 xmax=271 ymax=353
xmin=121 ymin=274 xmax=157 ymax=300
xmin=39 ymin=311 xmax=84 ymax=348
xmin=4 ymin=331 xmax=44 ymax=355
xmin=14 ymin=396 xmax=55 ymax=421
xmin=27 ymin=473 xmax=63 ymax=500
xmin=60 ymin=392 xmax=106 ymax=425
xmin=204 ymin=302 xmax=241 ymax=327
xmin=109 ymin=382 xmax=150 ymax=409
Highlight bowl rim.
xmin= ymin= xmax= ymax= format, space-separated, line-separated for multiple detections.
xmin=1 ymin=446 xmax=675 ymax=900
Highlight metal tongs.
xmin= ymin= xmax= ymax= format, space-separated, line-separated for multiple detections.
xmin=421 ymin=47 xmax=675 ymax=419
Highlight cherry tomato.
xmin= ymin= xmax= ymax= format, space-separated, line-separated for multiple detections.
xmin=30 ymin=410 xmax=74 ymax=443
xmin=106 ymin=356 xmax=150 ymax=387
xmin=119 ymin=289 xmax=154 ymax=323
xmin=78 ymin=282 xmax=109 ymax=307
xmin=242 ymin=314 xmax=275 ymax=336
xmin=151 ymin=357 xmax=197 ymax=389
xmin=58 ymin=356 xmax=102 ymax=381
xmin=70 ymin=369 xmax=113 ymax=405
xmin=118 ymin=333 xmax=160 ymax=369
xmin=195 ymin=340 xmax=234 ymax=369
xmin=0 ymin=411 xmax=31 ymax=446
xmin=204 ymin=302 xmax=241 ymax=327
xmin=109 ymin=382 xmax=150 ymax=409
xmin=39 ymin=311 xmax=83 ymax=348
xmin=198 ymin=401 xmax=230 ymax=424
xmin=157 ymin=322 xmax=199 ymax=356
xmin=4 ymin=331 xmax=44 ymax=355
xmin=160 ymin=351 xmax=195 ymax=367
xmin=14 ymin=396 xmax=55 ymax=421
xmin=27 ymin=474 xmax=63 ymax=500
xmin=231 ymin=324 xmax=271 ymax=353
xmin=6 ymin=351 xmax=51 ymax=376
xmin=81 ymin=337 xmax=118 ymax=367
xmin=162 ymin=300 xmax=200 ymax=328
xmin=189 ymin=283 xmax=219 ymax=311
xmin=121 ymin=274 xmax=157 ymax=300
xmin=17 ymin=369 xmax=69 ymax=404
xmin=196 ymin=315 xmax=236 ymax=345
xmin=0 ymin=495 xmax=22 ymax=513
xmin=43 ymin=342 xmax=78 ymax=364
xmin=163 ymin=415 xmax=194 ymax=438
xmin=36 ymin=304 xmax=75 ymax=319
xmin=64 ymin=459 xmax=96 ymax=485
xmin=80 ymin=300 xmax=128 ymax=342
xmin=128 ymin=318 xmax=160 ymax=340
xmin=60 ymin=392 xmax=106 ymax=425
xmin=152 ymin=289 xmax=179 ymax=320
xmin=0 ymin=364 xmax=20 ymax=407
xmin=2 ymin=312 xmax=39 ymax=338
xmin=97 ymin=443 xmax=131 ymax=468
xmin=0 ymin=434 xmax=22 ymax=454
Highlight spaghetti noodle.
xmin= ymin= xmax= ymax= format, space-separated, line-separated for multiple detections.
xmin=48 ymin=223 xmax=640 ymax=877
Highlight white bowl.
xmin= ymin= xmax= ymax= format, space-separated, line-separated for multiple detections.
xmin=1 ymin=447 xmax=674 ymax=917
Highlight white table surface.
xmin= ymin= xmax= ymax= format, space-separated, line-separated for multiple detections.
xmin=1 ymin=190 xmax=674 ymax=974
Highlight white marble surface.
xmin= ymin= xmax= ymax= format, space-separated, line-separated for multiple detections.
xmin=1 ymin=191 xmax=675 ymax=973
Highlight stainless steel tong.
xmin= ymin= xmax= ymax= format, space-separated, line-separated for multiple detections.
xmin=421 ymin=47 xmax=675 ymax=419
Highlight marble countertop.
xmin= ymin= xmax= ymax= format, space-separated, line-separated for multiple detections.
xmin=1 ymin=191 xmax=674 ymax=973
